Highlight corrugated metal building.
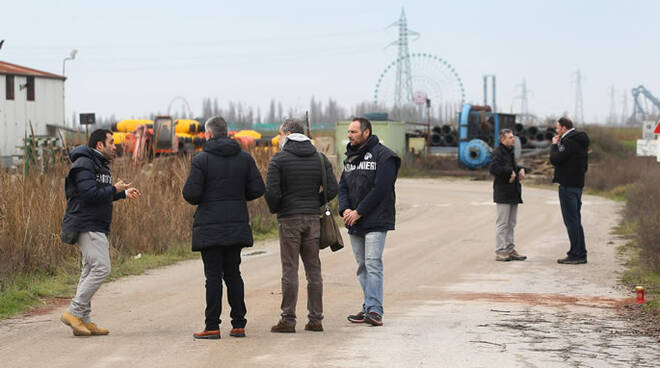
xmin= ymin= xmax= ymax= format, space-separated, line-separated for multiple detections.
xmin=0 ymin=61 xmax=65 ymax=164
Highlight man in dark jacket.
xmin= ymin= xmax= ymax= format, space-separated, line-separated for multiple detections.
xmin=489 ymin=129 xmax=527 ymax=262
xmin=265 ymin=118 xmax=337 ymax=333
xmin=182 ymin=116 xmax=265 ymax=339
xmin=339 ymin=117 xmax=400 ymax=327
xmin=551 ymin=117 xmax=590 ymax=264
xmin=60 ymin=129 xmax=141 ymax=337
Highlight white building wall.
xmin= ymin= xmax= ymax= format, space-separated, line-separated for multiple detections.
xmin=0 ymin=75 xmax=63 ymax=159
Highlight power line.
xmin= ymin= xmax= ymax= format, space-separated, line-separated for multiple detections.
xmin=621 ymin=91 xmax=629 ymax=125
xmin=573 ymin=69 xmax=584 ymax=124
xmin=608 ymin=85 xmax=617 ymax=124
xmin=387 ymin=8 xmax=418 ymax=108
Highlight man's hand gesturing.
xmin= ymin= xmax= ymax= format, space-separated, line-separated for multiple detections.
xmin=126 ymin=187 xmax=141 ymax=199
xmin=114 ymin=179 xmax=130 ymax=192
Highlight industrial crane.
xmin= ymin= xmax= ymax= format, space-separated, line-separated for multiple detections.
xmin=631 ymin=85 xmax=660 ymax=123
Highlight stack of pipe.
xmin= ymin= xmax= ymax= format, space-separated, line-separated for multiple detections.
xmin=422 ymin=122 xmax=555 ymax=149
xmin=517 ymin=125 xmax=554 ymax=148
xmin=429 ymin=125 xmax=458 ymax=147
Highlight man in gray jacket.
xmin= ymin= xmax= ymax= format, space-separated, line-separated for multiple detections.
xmin=265 ymin=119 xmax=338 ymax=333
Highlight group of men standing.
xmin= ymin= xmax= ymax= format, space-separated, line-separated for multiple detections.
xmin=59 ymin=114 xmax=589 ymax=338
xmin=60 ymin=116 xmax=400 ymax=338
xmin=490 ymin=117 xmax=590 ymax=265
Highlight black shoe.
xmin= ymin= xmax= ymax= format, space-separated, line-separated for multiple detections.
xmin=557 ymin=256 xmax=587 ymax=264
xmin=347 ymin=311 xmax=366 ymax=323
xmin=364 ymin=312 xmax=383 ymax=326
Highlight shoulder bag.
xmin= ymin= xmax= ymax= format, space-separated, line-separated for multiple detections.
xmin=318 ymin=152 xmax=343 ymax=252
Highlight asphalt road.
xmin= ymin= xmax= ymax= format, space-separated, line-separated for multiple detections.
xmin=1 ymin=178 xmax=658 ymax=367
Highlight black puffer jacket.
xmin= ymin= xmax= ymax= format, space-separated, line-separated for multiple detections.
xmin=550 ymin=130 xmax=590 ymax=188
xmin=62 ymin=145 xmax=126 ymax=234
xmin=182 ymin=137 xmax=265 ymax=251
xmin=265 ymin=139 xmax=337 ymax=218
xmin=489 ymin=145 xmax=523 ymax=204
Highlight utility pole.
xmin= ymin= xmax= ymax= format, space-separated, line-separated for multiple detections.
xmin=387 ymin=8 xmax=419 ymax=108
xmin=483 ymin=74 xmax=496 ymax=111
xmin=573 ymin=69 xmax=585 ymax=124
xmin=516 ymin=78 xmax=531 ymax=120
xmin=621 ymin=92 xmax=629 ymax=125
xmin=608 ymin=85 xmax=617 ymax=125
xmin=518 ymin=78 xmax=534 ymax=125
xmin=62 ymin=49 xmax=78 ymax=129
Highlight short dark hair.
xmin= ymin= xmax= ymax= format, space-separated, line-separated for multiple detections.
xmin=204 ymin=116 xmax=228 ymax=137
xmin=280 ymin=118 xmax=305 ymax=134
xmin=88 ymin=129 xmax=113 ymax=148
xmin=557 ymin=117 xmax=574 ymax=130
xmin=352 ymin=117 xmax=372 ymax=137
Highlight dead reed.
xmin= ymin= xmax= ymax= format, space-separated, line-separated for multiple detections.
xmin=0 ymin=147 xmax=276 ymax=283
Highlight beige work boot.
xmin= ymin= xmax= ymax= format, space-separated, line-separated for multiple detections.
xmin=84 ymin=322 xmax=109 ymax=335
xmin=509 ymin=249 xmax=527 ymax=261
xmin=495 ymin=252 xmax=513 ymax=262
xmin=60 ymin=311 xmax=91 ymax=336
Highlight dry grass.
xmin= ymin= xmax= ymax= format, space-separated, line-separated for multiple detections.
xmin=0 ymin=160 xmax=75 ymax=280
xmin=0 ymin=147 xmax=276 ymax=284
xmin=624 ymin=168 xmax=660 ymax=271
xmin=579 ymin=125 xmax=660 ymax=273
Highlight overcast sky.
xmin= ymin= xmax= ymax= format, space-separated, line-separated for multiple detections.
xmin=2 ymin=0 xmax=659 ymax=124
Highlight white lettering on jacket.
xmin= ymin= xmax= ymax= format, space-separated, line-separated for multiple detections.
xmin=96 ymin=173 xmax=112 ymax=184
xmin=344 ymin=160 xmax=377 ymax=172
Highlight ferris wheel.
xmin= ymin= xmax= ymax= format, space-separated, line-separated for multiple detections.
xmin=373 ymin=53 xmax=466 ymax=122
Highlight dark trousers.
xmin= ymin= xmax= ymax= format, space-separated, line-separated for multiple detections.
xmin=558 ymin=185 xmax=587 ymax=259
xmin=200 ymin=246 xmax=246 ymax=330
xmin=278 ymin=215 xmax=323 ymax=324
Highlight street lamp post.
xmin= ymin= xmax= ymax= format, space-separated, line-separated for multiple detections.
xmin=62 ymin=49 xmax=77 ymax=128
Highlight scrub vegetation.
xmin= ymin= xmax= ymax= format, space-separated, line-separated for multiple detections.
xmin=583 ymin=125 xmax=659 ymax=315
xmin=0 ymin=148 xmax=276 ymax=318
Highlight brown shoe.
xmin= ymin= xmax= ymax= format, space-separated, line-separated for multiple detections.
xmin=193 ymin=330 xmax=221 ymax=339
xmin=84 ymin=322 xmax=109 ymax=335
xmin=304 ymin=321 xmax=323 ymax=332
xmin=270 ymin=320 xmax=295 ymax=333
xmin=61 ymin=311 xmax=91 ymax=336
xmin=495 ymin=253 xmax=513 ymax=262
xmin=229 ymin=328 xmax=246 ymax=337
xmin=509 ymin=250 xmax=527 ymax=261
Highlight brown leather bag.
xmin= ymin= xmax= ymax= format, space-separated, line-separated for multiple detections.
xmin=318 ymin=152 xmax=343 ymax=252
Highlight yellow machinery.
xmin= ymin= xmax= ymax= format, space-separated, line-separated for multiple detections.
xmin=112 ymin=132 xmax=127 ymax=145
xmin=113 ymin=119 xmax=153 ymax=133
xmin=175 ymin=119 xmax=201 ymax=134
xmin=234 ymin=130 xmax=261 ymax=139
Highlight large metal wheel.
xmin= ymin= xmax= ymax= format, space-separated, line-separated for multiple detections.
xmin=373 ymin=53 xmax=466 ymax=123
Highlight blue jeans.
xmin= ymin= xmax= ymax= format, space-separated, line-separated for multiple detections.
xmin=350 ymin=232 xmax=387 ymax=315
xmin=558 ymin=185 xmax=587 ymax=259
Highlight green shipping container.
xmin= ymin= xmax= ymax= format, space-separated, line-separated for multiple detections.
xmin=334 ymin=120 xmax=406 ymax=168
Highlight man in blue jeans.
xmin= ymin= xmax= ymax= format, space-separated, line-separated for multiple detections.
xmin=550 ymin=117 xmax=590 ymax=264
xmin=338 ymin=117 xmax=400 ymax=326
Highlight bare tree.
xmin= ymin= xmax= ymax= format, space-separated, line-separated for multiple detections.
xmin=267 ymin=99 xmax=276 ymax=123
